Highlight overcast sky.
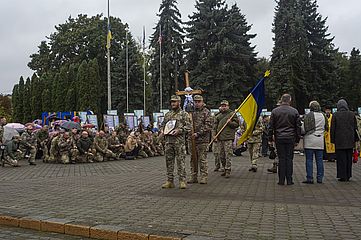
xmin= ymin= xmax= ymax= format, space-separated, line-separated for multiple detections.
xmin=0 ymin=0 xmax=360 ymax=94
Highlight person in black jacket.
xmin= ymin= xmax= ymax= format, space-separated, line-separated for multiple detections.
xmin=269 ymin=94 xmax=301 ymax=185
xmin=330 ymin=99 xmax=357 ymax=182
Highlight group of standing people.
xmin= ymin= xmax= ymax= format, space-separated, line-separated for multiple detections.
xmin=160 ymin=93 xmax=359 ymax=190
xmin=269 ymin=94 xmax=358 ymax=185
xmin=160 ymin=95 xmax=239 ymax=189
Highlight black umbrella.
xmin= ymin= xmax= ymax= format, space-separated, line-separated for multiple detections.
xmin=60 ymin=121 xmax=81 ymax=131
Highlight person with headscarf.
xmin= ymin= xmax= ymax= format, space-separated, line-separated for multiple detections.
xmin=302 ymin=101 xmax=328 ymax=184
xmin=331 ymin=99 xmax=358 ymax=182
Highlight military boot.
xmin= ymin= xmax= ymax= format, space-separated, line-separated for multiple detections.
xmin=187 ymin=175 xmax=198 ymax=184
xmin=199 ymin=177 xmax=208 ymax=184
xmin=161 ymin=181 xmax=175 ymax=189
xmin=179 ymin=181 xmax=187 ymax=189
xmin=221 ymin=171 xmax=226 ymax=177
xmin=225 ymin=170 xmax=230 ymax=178
xmin=267 ymin=163 xmax=277 ymax=173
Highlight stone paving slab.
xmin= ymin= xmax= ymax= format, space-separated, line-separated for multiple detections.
xmin=0 ymin=153 xmax=361 ymax=239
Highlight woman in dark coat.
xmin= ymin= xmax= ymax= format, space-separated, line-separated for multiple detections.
xmin=330 ymin=99 xmax=357 ymax=181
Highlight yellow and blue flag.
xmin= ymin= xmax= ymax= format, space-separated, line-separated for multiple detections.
xmin=237 ymin=70 xmax=270 ymax=145
xmin=106 ymin=27 xmax=112 ymax=49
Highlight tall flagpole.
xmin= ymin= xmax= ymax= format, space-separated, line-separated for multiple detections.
xmin=107 ymin=0 xmax=111 ymax=111
xmin=159 ymin=25 xmax=163 ymax=111
xmin=143 ymin=26 xmax=146 ymax=117
xmin=126 ymin=28 xmax=129 ymax=113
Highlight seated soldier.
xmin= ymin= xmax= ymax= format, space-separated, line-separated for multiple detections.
xmin=124 ymin=132 xmax=141 ymax=160
xmin=108 ymin=131 xmax=124 ymax=158
xmin=4 ymin=136 xmax=21 ymax=167
xmin=36 ymin=126 xmax=50 ymax=162
xmin=58 ymin=132 xmax=72 ymax=164
xmin=70 ymin=128 xmax=80 ymax=164
xmin=141 ymin=130 xmax=155 ymax=157
xmin=49 ymin=131 xmax=62 ymax=163
xmin=93 ymin=131 xmax=117 ymax=162
xmin=76 ymin=131 xmax=94 ymax=163
xmin=19 ymin=125 xmax=37 ymax=166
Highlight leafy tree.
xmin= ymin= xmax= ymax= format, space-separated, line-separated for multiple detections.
xmin=112 ymin=36 xmax=145 ymax=114
xmin=0 ymin=95 xmax=12 ymax=121
xmin=270 ymin=0 xmax=311 ymax=111
xmin=23 ymin=77 xmax=32 ymax=123
xmin=149 ymin=0 xmax=185 ymax=111
xmin=11 ymin=84 xmax=20 ymax=122
xmin=348 ymin=48 xmax=361 ymax=109
xmin=186 ymin=1 xmax=257 ymax=108
xmin=299 ymin=0 xmax=339 ymax=108
xmin=54 ymin=65 xmax=69 ymax=111
xmin=30 ymin=73 xmax=42 ymax=119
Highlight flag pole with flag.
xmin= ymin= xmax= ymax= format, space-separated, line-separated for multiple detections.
xmin=209 ymin=70 xmax=270 ymax=147
xmin=143 ymin=26 xmax=146 ymax=116
xmin=106 ymin=0 xmax=112 ymax=110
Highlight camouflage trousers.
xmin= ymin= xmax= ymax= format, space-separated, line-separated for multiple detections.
xmin=49 ymin=149 xmax=60 ymax=163
xmin=213 ymin=141 xmax=225 ymax=169
xmin=190 ymin=143 xmax=208 ymax=180
xmin=248 ymin=142 xmax=261 ymax=166
xmin=77 ymin=153 xmax=94 ymax=163
xmin=21 ymin=146 xmax=36 ymax=164
xmin=165 ymin=143 xmax=186 ymax=182
xmin=40 ymin=142 xmax=49 ymax=162
xmin=219 ymin=140 xmax=233 ymax=171
xmin=59 ymin=152 xmax=70 ymax=164
xmin=94 ymin=149 xmax=116 ymax=162
xmin=4 ymin=152 xmax=21 ymax=167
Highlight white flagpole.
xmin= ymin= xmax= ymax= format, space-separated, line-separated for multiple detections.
xmin=107 ymin=0 xmax=111 ymax=111
xmin=159 ymin=25 xmax=163 ymax=111
xmin=143 ymin=26 xmax=146 ymax=117
xmin=126 ymin=29 xmax=129 ymax=113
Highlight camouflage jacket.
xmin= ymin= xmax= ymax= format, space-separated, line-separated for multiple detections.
xmin=20 ymin=131 xmax=37 ymax=149
xmin=108 ymin=136 xmax=121 ymax=149
xmin=246 ymin=118 xmax=264 ymax=144
xmin=94 ymin=136 xmax=108 ymax=153
xmin=192 ymin=106 xmax=212 ymax=144
xmin=213 ymin=109 xmax=239 ymax=141
xmin=161 ymin=108 xmax=191 ymax=144
xmin=36 ymin=129 xmax=49 ymax=143
xmin=58 ymin=137 xmax=72 ymax=154
xmin=0 ymin=125 xmax=4 ymax=144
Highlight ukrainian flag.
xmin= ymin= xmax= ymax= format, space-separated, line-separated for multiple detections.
xmin=237 ymin=71 xmax=270 ymax=145
xmin=106 ymin=28 xmax=112 ymax=49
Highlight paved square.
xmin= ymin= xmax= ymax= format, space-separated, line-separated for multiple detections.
xmin=0 ymin=153 xmax=360 ymax=239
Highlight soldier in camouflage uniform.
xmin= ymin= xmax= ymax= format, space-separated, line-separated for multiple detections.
xmin=69 ymin=128 xmax=80 ymax=163
xmin=4 ymin=136 xmax=21 ymax=167
xmin=108 ymin=131 xmax=124 ymax=157
xmin=160 ymin=95 xmax=191 ymax=189
xmin=212 ymin=110 xmax=224 ymax=172
xmin=20 ymin=125 xmax=37 ymax=165
xmin=0 ymin=116 xmax=6 ymax=144
xmin=76 ymin=131 xmax=94 ymax=163
xmin=244 ymin=117 xmax=264 ymax=172
xmin=93 ymin=131 xmax=117 ymax=162
xmin=49 ymin=132 xmax=62 ymax=163
xmin=213 ymin=100 xmax=239 ymax=178
xmin=187 ymin=95 xmax=212 ymax=184
xmin=36 ymin=126 xmax=50 ymax=162
xmin=58 ymin=132 xmax=72 ymax=164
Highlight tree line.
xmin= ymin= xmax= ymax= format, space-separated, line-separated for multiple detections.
xmin=10 ymin=0 xmax=361 ymax=123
